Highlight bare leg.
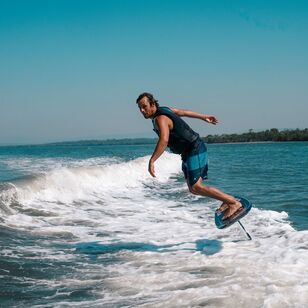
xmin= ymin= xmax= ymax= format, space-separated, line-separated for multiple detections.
xmin=189 ymin=178 xmax=242 ymax=220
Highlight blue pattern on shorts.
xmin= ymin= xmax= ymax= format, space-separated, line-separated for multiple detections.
xmin=182 ymin=141 xmax=208 ymax=186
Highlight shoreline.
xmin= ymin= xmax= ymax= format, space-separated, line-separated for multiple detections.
xmin=1 ymin=128 xmax=307 ymax=147
xmin=1 ymin=139 xmax=308 ymax=148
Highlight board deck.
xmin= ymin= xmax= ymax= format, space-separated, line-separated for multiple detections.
xmin=215 ymin=196 xmax=252 ymax=229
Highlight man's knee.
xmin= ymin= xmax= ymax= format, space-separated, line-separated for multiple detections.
xmin=189 ymin=180 xmax=204 ymax=195
xmin=189 ymin=185 xmax=198 ymax=195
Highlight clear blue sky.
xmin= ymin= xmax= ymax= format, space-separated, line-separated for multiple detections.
xmin=1 ymin=0 xmax=307 ymax=144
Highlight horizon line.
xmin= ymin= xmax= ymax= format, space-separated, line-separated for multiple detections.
xmin=1 ymin=127 xmax=307 ymax=147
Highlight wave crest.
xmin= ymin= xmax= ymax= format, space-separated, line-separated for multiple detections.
xmin=0 ymin=153 xmax=182 ymax=210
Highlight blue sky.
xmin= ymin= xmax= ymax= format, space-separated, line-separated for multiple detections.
xmin=1 ymin=0 xmax=307 ymax=144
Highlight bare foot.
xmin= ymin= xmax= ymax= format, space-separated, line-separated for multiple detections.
xmin=218 ymin=202 xmax=228 ymax=212
xmin=222 ymin=201 xmax=242 ymax=221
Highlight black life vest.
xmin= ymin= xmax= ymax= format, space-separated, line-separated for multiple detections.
xmin=152 ymin=106 xmax=200 ymax=154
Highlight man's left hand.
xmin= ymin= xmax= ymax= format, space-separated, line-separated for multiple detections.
xmin=204 ymin=115 xmax=218 ymax=125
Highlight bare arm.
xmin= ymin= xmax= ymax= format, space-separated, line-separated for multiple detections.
xmin=170 ymin=107 xmax=218 ymax=125
xmin=148 ymin=115 xmax=171 ymax=177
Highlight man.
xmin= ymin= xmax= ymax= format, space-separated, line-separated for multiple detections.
xmin=136 ymin=92 xmax=242 ymax=220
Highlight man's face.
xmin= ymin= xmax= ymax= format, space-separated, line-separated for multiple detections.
xmin=137 ymin=97 xmax=156 ymax=119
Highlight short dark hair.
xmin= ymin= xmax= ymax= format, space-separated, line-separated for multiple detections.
xmin=136 ymin=92 xmax=159 ymax=107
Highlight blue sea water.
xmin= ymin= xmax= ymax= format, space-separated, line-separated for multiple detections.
xmin=0 ymin=141 xmax=307 ymax=307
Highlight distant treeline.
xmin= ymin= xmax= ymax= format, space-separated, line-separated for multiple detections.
xmin=203 ymin=128 xmax=308 ymax=144
xmin=45 ymin=128 xmax=308 ymax=147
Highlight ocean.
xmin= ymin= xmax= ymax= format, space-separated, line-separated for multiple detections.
xmin=0 ymin=141 xmax=307 ymax=307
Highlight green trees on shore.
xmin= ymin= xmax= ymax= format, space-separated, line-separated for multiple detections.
xmin=45 ymin=128 xmax=308 ymax=147
xmin=203 ymin=128 xmax=308 ymax=143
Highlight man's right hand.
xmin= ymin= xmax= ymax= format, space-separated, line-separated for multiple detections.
xmin=148 ymin=159 xmax=156 ymax=177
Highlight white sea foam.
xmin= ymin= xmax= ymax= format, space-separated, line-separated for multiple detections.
xmin=1 ymin=152 xmax=307 ymax=307
xmin=1 ymin=156 xmax=121 ymax=175
xmin=0 ymin=152 xmax=182 ymax=230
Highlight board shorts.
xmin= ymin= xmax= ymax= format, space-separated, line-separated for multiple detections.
xmin=181 ymin=140 xmax=208 ymax=186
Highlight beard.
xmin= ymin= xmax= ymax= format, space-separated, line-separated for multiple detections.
xmin=143 ymin=113 xmax=151 ymax=119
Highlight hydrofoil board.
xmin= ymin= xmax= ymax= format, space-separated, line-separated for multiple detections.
xmin=215 ymin=196 xmax=252 ymax=229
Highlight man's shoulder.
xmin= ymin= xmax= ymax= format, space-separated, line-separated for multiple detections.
xmin=155 ymin=114 xmax=172 ymax=122
xmin=156 ymin=106 xmax=175 ymax=115
xmin=154 ymin=111 xmax=173 ymax=127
